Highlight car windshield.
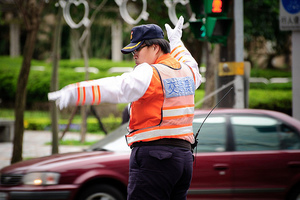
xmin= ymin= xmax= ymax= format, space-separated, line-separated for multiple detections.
xmin=101 ymin=136 xmax=130 ymax=151
xmin=88 ymin=123 xmax=131 ymax=152
xmin=88 ymin=114 xmax=210 ymax=152
xmin=89 ymin=114 xmax=209 ymax=152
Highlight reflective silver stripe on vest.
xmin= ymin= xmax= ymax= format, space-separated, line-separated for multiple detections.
xmin=127 ymin=125 xmax=193 ymax=145
xmin=163 ymin=106 xmax=194 ymax=117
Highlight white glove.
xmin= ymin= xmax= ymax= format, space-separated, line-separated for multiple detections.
xmin=48 ymin=85 xmax=75 ymax=110
xmin=165 ymin=16 xmax=184 ymax=48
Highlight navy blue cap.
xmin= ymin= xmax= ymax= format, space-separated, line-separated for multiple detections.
xmin=121 ymin=24 xmax=164 ymax=54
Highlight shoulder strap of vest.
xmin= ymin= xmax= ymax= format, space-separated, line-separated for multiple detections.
xmin=153 ymin=63 xmax=195 ymax=83
xmin=153 ymin=63 xmax=181 ymax=70
xmin=148 ymin=65 xmax=164 ymax=126
xmin=181 ymin=62 xmax=196 ymax=83
xmin=150 ymin=64 xmax=164 ymax=98
xmin=150 ymin=64 xmax=163 ymax=84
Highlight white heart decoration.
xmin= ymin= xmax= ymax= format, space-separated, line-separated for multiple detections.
xmin=164 ymin=0 xmax=193 ymax=29
xmin=115 ymin=0 xmax=149 ymax=25
xmin=59 ymin=0 xmax=90 ymax=29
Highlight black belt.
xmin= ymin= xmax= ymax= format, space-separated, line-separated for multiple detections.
xmin=131 ymin=138 xmax=191 ymax=151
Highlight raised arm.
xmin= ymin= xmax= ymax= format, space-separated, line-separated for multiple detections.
xmin=165 ymin=16 xmax=201 ymax=89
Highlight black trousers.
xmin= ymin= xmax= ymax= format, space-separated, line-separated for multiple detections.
xmin=127 ymin=145 xmax=193 ymax=200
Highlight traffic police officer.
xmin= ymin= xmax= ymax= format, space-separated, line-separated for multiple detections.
xmin=49 ymin=16 xmax=201 ymax=200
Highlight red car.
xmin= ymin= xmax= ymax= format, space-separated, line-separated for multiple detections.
xmin=1 ymin=109 xmax=300 ymax=200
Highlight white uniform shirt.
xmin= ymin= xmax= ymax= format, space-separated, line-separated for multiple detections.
xmin=48 ymin=44 xmax=201 ymax=109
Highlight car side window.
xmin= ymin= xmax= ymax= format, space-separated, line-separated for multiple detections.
xmin=193 ymin=116 xmax=227 ymax=152
xmin=231 ymin=116 xmax=281 ymax=151
xmin=231 ymin=116 xmax=300 ymax=151
xmin=279 ymin=124 xmax=300 ymax=150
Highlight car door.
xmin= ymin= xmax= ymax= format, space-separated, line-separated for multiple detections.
xmin=230 ymin=115 xmax=297 ymax=200
xmin=188 ymin=115 xmax=233 ymax=200
xmin=276 ymin=123 xmax=300 ymax=199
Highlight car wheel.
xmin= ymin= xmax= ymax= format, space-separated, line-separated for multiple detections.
xmin=78 ymin=184 xmax=126 ymax=200
xmin=289 ymin=186 xmax=300 ymax=200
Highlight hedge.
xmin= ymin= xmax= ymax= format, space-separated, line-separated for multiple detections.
xmin=24 ymin=115 xmax=122 ymax=133
xmin=0 ymin=56 xmax=135 ymax=109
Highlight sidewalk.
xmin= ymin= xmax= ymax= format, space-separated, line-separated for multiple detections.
xmin=0 ymin=130 xmax=104 ymax=169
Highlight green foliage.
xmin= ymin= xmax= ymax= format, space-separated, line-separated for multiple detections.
xmin=0 ymin=56 xmax=134 ymax=108
xmin=0 ymin=69 xmax=18 ymax=102
xmin=25 ymin=116 xmax=121 ymax=133
xmin=250 ymin=68 xmax=291 ymax=79
xmin=59 ymin=58 xmax=134 ymax=69
xmin=0 ymin=108 xmax=121 ymax=133
xmin=244 ymin=0 xmax=279 ymax=40
xmin=249 ymin=67 xmax=292 ymax=90
xmin=27 ymin=70 xmax=52 ymax=105
xmin=58 ymin=140 xmax=98 ymax=146
xmin=0 ymin=24 xmax=9 ymax=55
xmin=100 ymin=114 xmax=122 ymax=132
xmin=194 ymin=89 xmax=205 ymax=109
xmin=25 ymin=118 xmax=51 ymax=131
xmin=249 ymin=89 xmax=292 ymax=115
xmin=46 ymin=140 xmax=99 ymax=146
xmin=250 ymin=82 xmax=291 ymax=90
xmin=244 ymin=0 xmax=291 ymax=56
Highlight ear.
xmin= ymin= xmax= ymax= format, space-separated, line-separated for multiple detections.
xmin=153 ymin=45 xmax=161 ymax=55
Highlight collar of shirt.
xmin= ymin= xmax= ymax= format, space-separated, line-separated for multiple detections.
xmin=154 ymin=53 xmax=181 ymax=69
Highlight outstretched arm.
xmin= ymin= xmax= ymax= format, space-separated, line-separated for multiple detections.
xmin=48 ymin=63 xmax=153 ymax=110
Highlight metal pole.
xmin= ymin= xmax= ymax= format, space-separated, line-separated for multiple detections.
xmin=292 ymin=31 xmax=300 ymax=120
xmin=233 ymin=0 xmax=244 ymax=109
xmin=234 ymin=0 xmax=243 ymax=62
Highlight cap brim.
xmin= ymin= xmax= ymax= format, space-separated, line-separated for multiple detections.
xmin=121 ymin=41 xmax=144 ymax=54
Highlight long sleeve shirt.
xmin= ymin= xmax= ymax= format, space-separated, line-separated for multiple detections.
xmin=48 ymin=43 xmax=201 ymax=109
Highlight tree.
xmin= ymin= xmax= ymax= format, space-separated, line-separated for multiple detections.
xmin=78 ymin=0 xmax=108 ymax=143
xmin=11 ymin=0 xmax=46 ymax=164
xmin=244 ymin=0 xmax=291 ymax=69
xmin=50 ymin=5 xmax=63 ymax=155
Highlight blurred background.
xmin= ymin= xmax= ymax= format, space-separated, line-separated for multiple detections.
xmin=0 ymin=0 xmax=295 ymax=161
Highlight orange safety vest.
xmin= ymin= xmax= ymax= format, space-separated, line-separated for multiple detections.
xmin=126 ymin=58 xmax=196 ymax=146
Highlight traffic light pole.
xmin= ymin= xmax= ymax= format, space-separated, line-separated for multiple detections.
xmin=292 ymin=32 xmax=300 ymax=120
xmin=279 ymin=0 xmax=300 ymax=120
xmin=218 ymin=0 xmax=245 ymax=108
xmin=189 ymin=0 xmax=247 ymax=109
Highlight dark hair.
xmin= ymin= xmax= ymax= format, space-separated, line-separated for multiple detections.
xmin=144 ymin=39 xmax=170 ymax=54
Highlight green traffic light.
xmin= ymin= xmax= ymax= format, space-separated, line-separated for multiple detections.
xmin=200 ymin=25 xmax=206 ymax=37
xmin=189 ymin=20 xmax=207 ymax=41
xmin=189 ymin=0 xmax=232 ymax=44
